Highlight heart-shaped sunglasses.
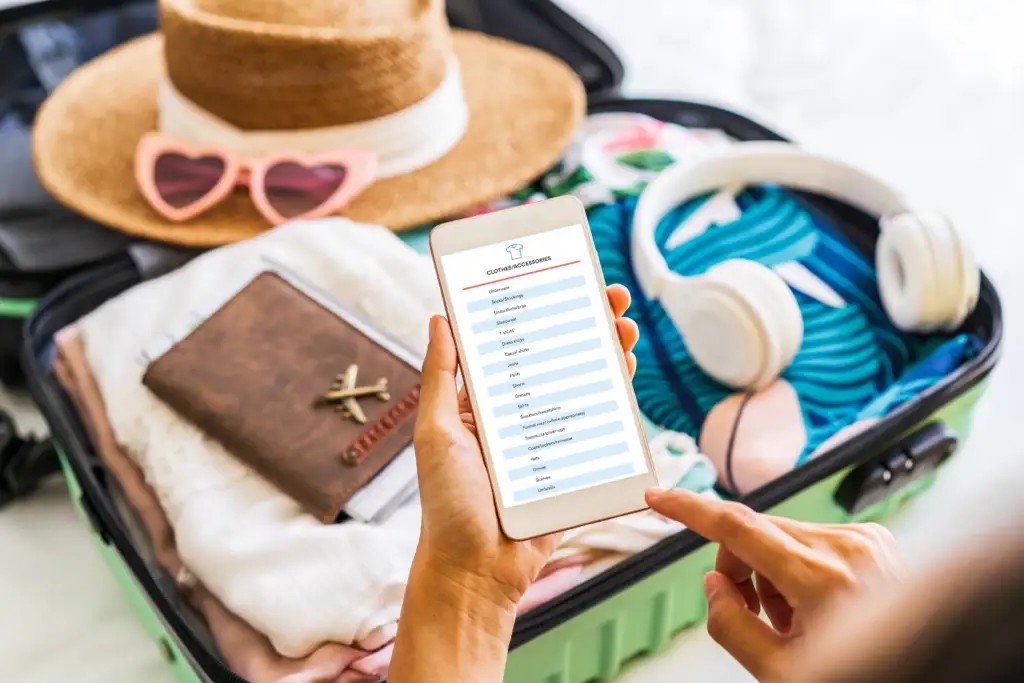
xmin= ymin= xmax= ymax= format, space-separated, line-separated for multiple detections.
xmin=135 ymin=134 xmax=378 ymax=226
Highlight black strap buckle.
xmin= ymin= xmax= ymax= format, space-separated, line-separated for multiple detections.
xmin=834 ymin=422 xmax=958 ymax=515
xmin=0 ymin=410 xmax=59 ymax=508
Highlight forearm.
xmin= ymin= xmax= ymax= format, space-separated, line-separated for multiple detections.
xmin=390 ymin=552 xmax=517 ymax=683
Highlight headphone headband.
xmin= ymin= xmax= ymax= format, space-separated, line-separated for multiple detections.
xmin=626 ymin=141 xmax=977 ymax=391
xmin=631 ymin=142 xmax=915 ymax=299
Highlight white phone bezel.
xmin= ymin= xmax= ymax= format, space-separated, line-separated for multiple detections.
xmin=429 ymin=195 xmax=657 ymax=540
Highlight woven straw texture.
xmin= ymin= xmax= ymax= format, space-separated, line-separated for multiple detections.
xmin=162 ymin=0 xmax=452 ymax=128
xmin=33 ymin=29 xmax=583 ymax=245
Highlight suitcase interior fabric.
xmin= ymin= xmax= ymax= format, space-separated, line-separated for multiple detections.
xmin=21 ymin=96 xmax=1003 ymax=682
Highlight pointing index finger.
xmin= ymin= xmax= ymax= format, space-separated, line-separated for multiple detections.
xmin=645 ymin=488 xmax=811 ymax=599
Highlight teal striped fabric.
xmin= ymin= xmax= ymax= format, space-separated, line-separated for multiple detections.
xmin=590 ymin=187 xmax=940 ymax=462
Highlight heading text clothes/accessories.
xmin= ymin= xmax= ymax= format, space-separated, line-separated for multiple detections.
xmin=32 ymin=0 xmax=585 ymax=246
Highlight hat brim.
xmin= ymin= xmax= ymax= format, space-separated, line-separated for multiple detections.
xmin=32 ymin=31 xmax=584 ymax=247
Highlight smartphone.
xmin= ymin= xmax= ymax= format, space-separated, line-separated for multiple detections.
xmin=430 ymin=196 xmax=657 ymax=540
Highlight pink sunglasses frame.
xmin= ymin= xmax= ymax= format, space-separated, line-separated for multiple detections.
xmin=135 ymin=133 xmax=378 ymax=226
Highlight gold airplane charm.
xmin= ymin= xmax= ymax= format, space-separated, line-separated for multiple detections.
xmin=314 ymin=363 xmax=390 ymax=425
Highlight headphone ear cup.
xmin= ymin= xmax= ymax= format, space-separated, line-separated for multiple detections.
xmin=877 ymin=215 xmax=935 ymax=330
xmin=707 ymin=260 xmax=804 ymax=387
xmin=670 ymin=259 xmax=802 ymax=390
xmin=946 ymin=216 xmax=980 ymax=324
xmin=878 ymin=212 xmax=978 ymax=331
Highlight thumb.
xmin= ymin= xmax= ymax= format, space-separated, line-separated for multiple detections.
xmin=704 ymin=571 xmax=785 ymax=680
xmin=419 ymin=315 xmax=460 ymax=424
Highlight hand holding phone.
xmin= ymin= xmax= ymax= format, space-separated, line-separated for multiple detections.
xmin=412 ymin=289 xmax=640 ymax=611
xmin=428 ymin=196 xmax=657 ymax=540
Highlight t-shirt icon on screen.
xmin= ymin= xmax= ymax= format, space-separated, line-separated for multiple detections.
xmin=506 ymin=243 xmax=524 ymax=261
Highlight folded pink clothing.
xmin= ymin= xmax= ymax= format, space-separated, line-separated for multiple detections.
xmin=343 ymin=565 xmax=585 ymax=680
xmin=55 ymin=327 xmax=374 ymax=683
xmin=54 ymin=326 xmax=590 ymax=682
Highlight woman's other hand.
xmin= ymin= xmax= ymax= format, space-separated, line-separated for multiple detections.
xmin=646 ymin=488 xmax=906 ymax=682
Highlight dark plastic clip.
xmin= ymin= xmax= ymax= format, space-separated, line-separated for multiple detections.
xmin=0 ymin=409 xmax=59 ymax=508
xmin=835 ymin=422 xmax=958 ymax=515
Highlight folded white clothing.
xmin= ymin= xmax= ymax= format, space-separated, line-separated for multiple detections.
xmin=344 ymin=445 xmax=419 ymax=523
xmin=79 ymin=219 xmax=441 ymax=656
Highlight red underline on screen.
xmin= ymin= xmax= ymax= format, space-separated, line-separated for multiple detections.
xmin=462 ymin=260 xmax=581 ymax=291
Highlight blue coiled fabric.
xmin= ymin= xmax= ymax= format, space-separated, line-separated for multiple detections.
xmin=856 ymin=334 xmax=983 ymax=420
xmin=590 ymin=187 xmax=969 ymax=462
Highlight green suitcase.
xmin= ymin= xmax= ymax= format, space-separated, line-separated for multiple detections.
xmin=20 ymin=94 xmax=1002 ymax=682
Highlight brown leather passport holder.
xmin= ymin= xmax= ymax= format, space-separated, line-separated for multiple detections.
xmin=142 ymin=271 xmax=420 ymax=523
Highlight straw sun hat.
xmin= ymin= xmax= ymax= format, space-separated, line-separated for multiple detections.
xmin=32 ymin=0 xmax=585 ymax=246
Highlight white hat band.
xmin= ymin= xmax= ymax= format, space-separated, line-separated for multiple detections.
xmin=158 ymin=58 xmax=469 ymax=179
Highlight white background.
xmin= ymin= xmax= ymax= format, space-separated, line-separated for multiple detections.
xmin=1 ymin=2 xmax=1022 ymax=682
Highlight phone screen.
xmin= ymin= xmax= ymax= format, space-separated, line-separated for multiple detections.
xmin=440 ymin=223 xmax=649 ymax=507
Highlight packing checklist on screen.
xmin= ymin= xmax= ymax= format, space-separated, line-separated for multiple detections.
xmin=441 ymin=224 xmax=647 ymax=506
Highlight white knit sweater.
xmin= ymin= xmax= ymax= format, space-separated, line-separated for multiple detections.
xmin=80 ymin=220 xmax=440 ymax=656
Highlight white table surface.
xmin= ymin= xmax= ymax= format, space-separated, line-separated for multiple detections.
xmin=1 ymin=2 xmax=1022 ymax=682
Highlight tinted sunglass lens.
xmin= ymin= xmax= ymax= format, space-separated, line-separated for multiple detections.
xmin=263 ymin=162 xmax=347 ymax=219
xmin=153 ymin=153 xmax=227 ymax=209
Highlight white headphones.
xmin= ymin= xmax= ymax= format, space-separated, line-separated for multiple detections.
xmin=631 ymin=142 xmax=980 ymax=391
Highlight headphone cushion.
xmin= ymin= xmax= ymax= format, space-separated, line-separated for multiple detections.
xmin=679 ymin=259 xmax=803 ymax=389
xmin=708 ymin=260 xmax=804 ymax=385
xmin=878 ymin=212 xmax=977 ymax=331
